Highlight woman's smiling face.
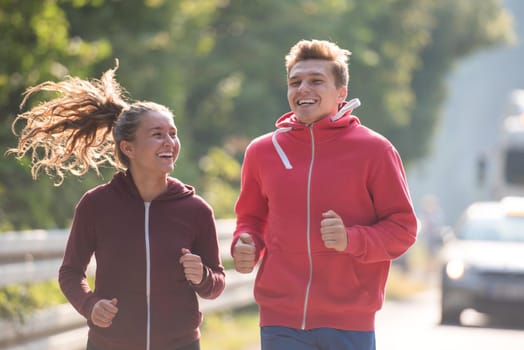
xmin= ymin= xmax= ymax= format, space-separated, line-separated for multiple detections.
xmin=121 ymin=111 xmax=180 ymax=176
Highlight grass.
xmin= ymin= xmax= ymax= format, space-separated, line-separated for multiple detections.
xmin=387 ymin=242 xmax=436 ymax=300
xmin=0 ymin=280 xmax=67 ymax=322
xmin=0 ymin=276 xmax=94 ymax=322
xmin=385 ymin=264 xmax=430 ymax=300
xmin=200 ymin=305 xmax=260 ymax=350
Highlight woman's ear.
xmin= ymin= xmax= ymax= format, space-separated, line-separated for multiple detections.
xmin=120 ymin=140 xmax=134 ymax=158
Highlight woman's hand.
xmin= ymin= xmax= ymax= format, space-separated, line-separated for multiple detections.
xmin=179 ymin=248 xmax=204 ymax=284
xmin=91 ymin=298 xmax=118 ymax=328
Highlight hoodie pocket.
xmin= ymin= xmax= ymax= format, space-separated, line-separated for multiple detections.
xmin=255 ymin=250 xmax=309 ymax=307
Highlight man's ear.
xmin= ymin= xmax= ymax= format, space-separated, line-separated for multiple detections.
xmin=337 ymin=86 xmax=348 ymax=103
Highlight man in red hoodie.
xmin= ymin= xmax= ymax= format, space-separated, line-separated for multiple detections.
xmin=231 ymin=39 xmax=418 ymax=350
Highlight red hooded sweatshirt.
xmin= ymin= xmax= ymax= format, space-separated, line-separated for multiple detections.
xmin=232 ymin=100 xmax=417 ymax=331
xmin=59 ymin=171 xmax=225 ymax=350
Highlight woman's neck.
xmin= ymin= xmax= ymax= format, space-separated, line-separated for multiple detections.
xmin=130 ymin=169 xmax=168 ymax=202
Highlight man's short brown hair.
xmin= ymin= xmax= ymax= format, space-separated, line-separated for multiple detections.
xmin=285 ymin=39 xmax=351 ymax=88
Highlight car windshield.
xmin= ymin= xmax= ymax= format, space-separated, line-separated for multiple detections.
xmin=457 ymin=216 xmax=524 ymax=242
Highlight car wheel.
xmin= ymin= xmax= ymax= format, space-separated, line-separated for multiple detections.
xmin=440 ymin=283 xmax=462 ymax=325
xmin=440 ymin=306 xmax=462 ymax=325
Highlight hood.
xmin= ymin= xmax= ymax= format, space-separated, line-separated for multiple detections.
xmin=272 ymin=98 xmax=361 ymax=169
xmin=275 ymin=98 xmax=362 ymax=130
xmin=111 ymin=170 xmax=194 ymax=201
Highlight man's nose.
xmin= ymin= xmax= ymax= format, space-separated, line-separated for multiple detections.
xmin=298 ymin=81 xmax=311 ymax=92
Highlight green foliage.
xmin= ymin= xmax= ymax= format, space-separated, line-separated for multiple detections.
xmin=1 ymin=0 xmax=111 ymax=230
xmin=0 ymin=0 xmax=515 ymax=229
xmin=393 ymin=0 xmax=516 ymax=162
xmin=199 ymin=147 xmax=241 ymax=218
xmin=0 ymin=280 xmax=66 ymax=322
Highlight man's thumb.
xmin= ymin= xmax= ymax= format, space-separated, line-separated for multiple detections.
xmin=111 ymin=298 xmax=118 ymax=306
xmin=239 ymin=233 xmax=254 ymax=245
xmin=322 ymin=209 xmax=339 ymax=218
xmin=181 ymin=248 xmax=191 ymax=255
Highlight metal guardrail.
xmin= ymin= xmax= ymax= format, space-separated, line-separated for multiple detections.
xmin=0 ymin=219 xmax=237 ymax=287
xmin=0 ymin=219 xmax=255 ymax=350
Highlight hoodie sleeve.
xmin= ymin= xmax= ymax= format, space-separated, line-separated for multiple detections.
xmin=346 ymin=144 xmax=418 ymax=263
xmin=231 ymin=141 xmax=267 ymax=262
xmin=58 ymin=192 xmax=100 ymax=320
xmin=190 ymin=201 xmax=226 ymax=299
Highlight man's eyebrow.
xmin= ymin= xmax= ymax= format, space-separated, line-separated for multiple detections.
xmin=288 ymin=72 xmax=325 ymax=80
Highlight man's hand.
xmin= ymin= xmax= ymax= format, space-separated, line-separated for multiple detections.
xmin=179 ymin=248 xmax=204 ymax=284
xmin=320 ymin=210 xmax=348 ymax=252
xmin=91 ymin=298 xmax=118 ymax=328
xmin=233 ymin=233 xmax=256 ymax=273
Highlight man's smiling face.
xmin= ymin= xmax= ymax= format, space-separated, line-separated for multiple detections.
xmin=287 ymin=59 xmax=347 ymax=125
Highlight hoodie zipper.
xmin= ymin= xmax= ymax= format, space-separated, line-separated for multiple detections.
xmin=301 ymin=125 xmax=315 ymax=330
xmin=271 ymin=100 xmax=362 ymax=329
xmin=144 ymin=202 xmax=151 ymax=350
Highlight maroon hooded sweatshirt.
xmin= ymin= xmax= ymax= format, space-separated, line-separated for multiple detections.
xmin=59 ymin=171 xmax=225 ymax=350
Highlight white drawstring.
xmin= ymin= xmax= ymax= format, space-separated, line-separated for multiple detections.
xmin=330 ymin=98 xmax=361 ymax=122
xmin=272 ymin=127 xmax=293 ymax=169
xmin=272 ymin=98 xmax=361 ymax=170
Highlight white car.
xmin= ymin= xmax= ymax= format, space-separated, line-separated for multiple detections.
xmin=439 ymin=197 xmax=524 ymax=325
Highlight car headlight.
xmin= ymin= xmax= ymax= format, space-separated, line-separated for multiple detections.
xmin=446 ymin=260 xmax=465 ymax=280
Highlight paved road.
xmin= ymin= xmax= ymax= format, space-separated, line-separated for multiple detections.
xmin=375 ymin=289 xmax=524 ymax=350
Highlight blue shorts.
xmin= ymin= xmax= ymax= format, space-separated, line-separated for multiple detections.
xmin=261 ymin=326 xmax=376 ymax=350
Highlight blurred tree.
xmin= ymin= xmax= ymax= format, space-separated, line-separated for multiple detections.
xmin=394 ymin=0 xmax=516 ymax=163
xmin=199 ymin=147 xmax=241 ymax=219
xmin=182 ymin=0 xmax=512 ymax=217
xmin=0 ymin=0 xmax=110 ymax=230
xmin=57 ymin=0 xmax=231 ymax=191
xmin=0 ymin=0 xmax=514 ymax=229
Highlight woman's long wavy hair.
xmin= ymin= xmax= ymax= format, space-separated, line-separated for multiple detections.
xmin=8 ymin=62 xmax=173 ymax=185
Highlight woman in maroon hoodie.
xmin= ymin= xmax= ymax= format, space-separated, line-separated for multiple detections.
xmin=9 ymin=63 xmax=225 ymax=350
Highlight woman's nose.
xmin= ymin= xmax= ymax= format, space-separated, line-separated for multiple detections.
xmin=165 ymin=135 xmax=177 ymax=145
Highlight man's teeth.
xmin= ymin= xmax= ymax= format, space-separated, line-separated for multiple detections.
xmin=298 ymin=99 xmax=315 ymax=105
xmin=158 ymin=153 xmax=172 ymax=158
